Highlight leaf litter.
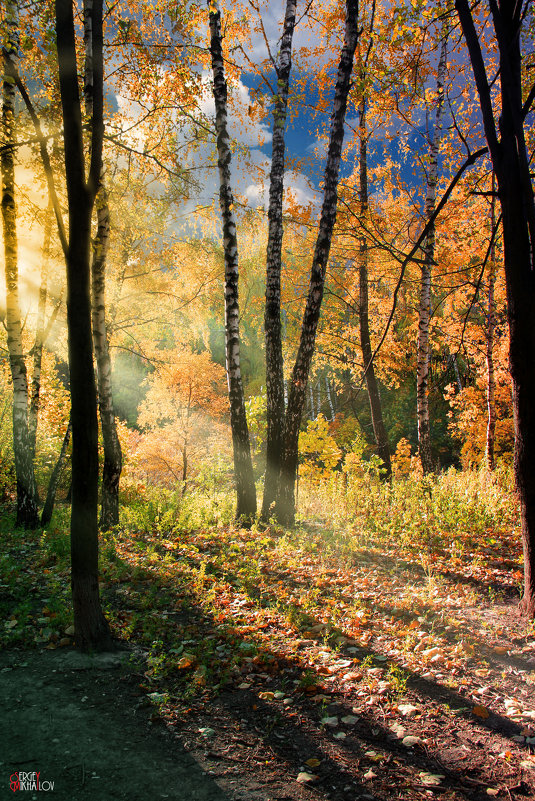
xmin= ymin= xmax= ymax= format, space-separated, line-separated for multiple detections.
xmin=2 ymin=518 xmax=535 ymax=800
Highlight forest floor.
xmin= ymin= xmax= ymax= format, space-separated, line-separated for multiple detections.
xmin=1 ymin=505 xmax=535 ymax=800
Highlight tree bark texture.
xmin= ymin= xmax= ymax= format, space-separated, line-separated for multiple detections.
xmin=56 ymin=0 xmax=112 ymax=648
xmin=261 ymin=0 xmax=297 ymax=521
xmin=417 ymin=30 xmax=447 ymax=475
xmin=456 ymin=0 xmax=535 ymax=617
xmin=275 ymin=0 xmax=359 ymax=526
xmin=358 ymin=97 xmax=391 ymax=480
xmin=92 ymin=186 xmax=122 ymax=529
xmin=485 ymin=181 xmax=496 ymax=470
xmin=208 ymin=0 xmax=256 ymax=523
xmin=1 ymin=0 xmax=39 ymax=527
xmin=41 ymin=416 xmax=72 ymax=527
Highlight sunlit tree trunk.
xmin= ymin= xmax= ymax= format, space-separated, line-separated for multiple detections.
xmin=485 ymin=179 xmax=496 ymax=470
xmin=261 ymin=0 xmax=297 ymax=521
xmin=28 ymin=196 xmax=53 ymax=462
xmin=358 ymin=96 xmax=391 ymax=480
xmin=91 ymin=186 xmax=122 ymax=529
xmin=417 ymin=30 xmax=447 ymax=475
xmin=456 ymin=0 xmax=535 ymax=617
xmin=208 ymin=0 xmax=256 ymax=523
xmin=275 ymin=0 xmax=359 ymax=526
xmin=56 ymin=0 xmax=112 ymax=648
xmin=1 ymin=0 xmax=39 ymax=527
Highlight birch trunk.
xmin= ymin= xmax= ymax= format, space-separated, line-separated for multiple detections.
xmin=275 ymin=0 xmax=359 ymax=526
xmin=91 ymin=186 xmax=122 ymax=529
xmin=261 ymin=0 xmax=297 ymax=521
xmin=56 ymin=0 xmax=112 ymax=649
xmin=28 ymin=197 xmax=53 ymax=462
xmin=208 ymin=0 xmax=256 ymax=523
xmin=2 ymin=0 xmax=39 ymax=527
xmin=456 ymin=0 xmax=535 ymax=617
xmin=358 ymin=97 xmax=391 ymax=480
xmin=485 ymin=180 xmax=496 ymax=470
xmin=417 ymin=31 xmax=447 ymax=475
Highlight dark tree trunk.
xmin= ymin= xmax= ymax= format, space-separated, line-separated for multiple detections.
xmin=358 ymin=97 xmax=391 ymax=480
xmin=261 ymin=0 xmax=297 ymax=521
xmin=275 ymin=0 xmax=359 ymax=526
xmin=2 ymin=0 xmax=39 ymax=528
xmin=91 ymin=186 xmax=122 ymax=529
xmin=56 ymin=0 xmax=112 ymax=648
xmin=41 ymin=416 xmax=72 ymax=527
xmin=456 ymin=0 xmax=535 ymax=617
xmin=485 ymin=179 xmax=497 ymax=470
xmin=208 ymin=0 xmax=256 ymax=523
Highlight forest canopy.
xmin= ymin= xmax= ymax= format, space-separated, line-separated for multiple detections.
xmin=1 ymin=0 xmax=535 ymax=651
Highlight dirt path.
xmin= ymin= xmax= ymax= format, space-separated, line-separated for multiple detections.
xmin=0 ymin=648 xmax=227 ymax=801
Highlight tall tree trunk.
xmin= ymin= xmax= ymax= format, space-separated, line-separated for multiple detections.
xmin=56 ymin=0 xmax=112 ymax=649
xmin=456 ymin=0 xmax=535 ymax=617
xmin=416 ymin=30 xmax=447 ymax=474
xmin=261 ymin=0 xmax=297 ymax=521
xmin=1 ymin=0 xmax=39 ymax=527
xmin=485 ymin=178 xmax=496 ymax=470
xmin=28 ymin=196 xmax=53 ymax=462
xmin=41 ymin=416 xmax=72 ymax=527
xmin=275 ymin=0 xmax=359 ymax=526
xmin=208 ymin=0 xmax=256 ymax=523
xmin=91 ymin=186 xmax=122 ymax=529
xmin=358 ymin=97 xmax=391 ymax=480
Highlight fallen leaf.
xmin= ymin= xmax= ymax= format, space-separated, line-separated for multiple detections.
xmin=402 ymin=736 xmax=422 ymax=747
xmin=305 ymin=758 xmax=321 ymax=768
xmin=398 ymin=704 xmax=419 ymax=717
xmin=472 ymin=705 xmax=490 ymax=719
xmin=321 ymin=716 xmax=339 ymax=727
xmin=419 ymin=772 xmax=444 ymax=786
xmin=296 ymin=772 xmax=317 ymax=783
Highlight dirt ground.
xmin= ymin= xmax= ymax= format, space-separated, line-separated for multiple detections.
xmin=0 ymin=648 xmax=227 ymax=801
xmin=1 ymin=599 xmax=535 ymax=801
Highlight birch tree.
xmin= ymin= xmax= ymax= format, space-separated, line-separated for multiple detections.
xmin=1 ymin=0 xmax=39 ymax=527
xmin=208 ymin=0 xmax=256 ymax=523
xmin=261 ymin=0 xmax=297 ymax=521
xmin=275 ymin=0 xmax=359 ymax=526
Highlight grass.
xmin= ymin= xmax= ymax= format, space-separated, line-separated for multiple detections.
xmin=0 ymin=466 xmax=522 ymax=700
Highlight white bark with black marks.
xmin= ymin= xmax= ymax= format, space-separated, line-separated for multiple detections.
xmin=262 ymin=0 xmax=297 ymax=521
xmin=275 ymin=0 xmax=359 ymax=526
xmin=208 ymin=0 xmax=256 ymax=523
